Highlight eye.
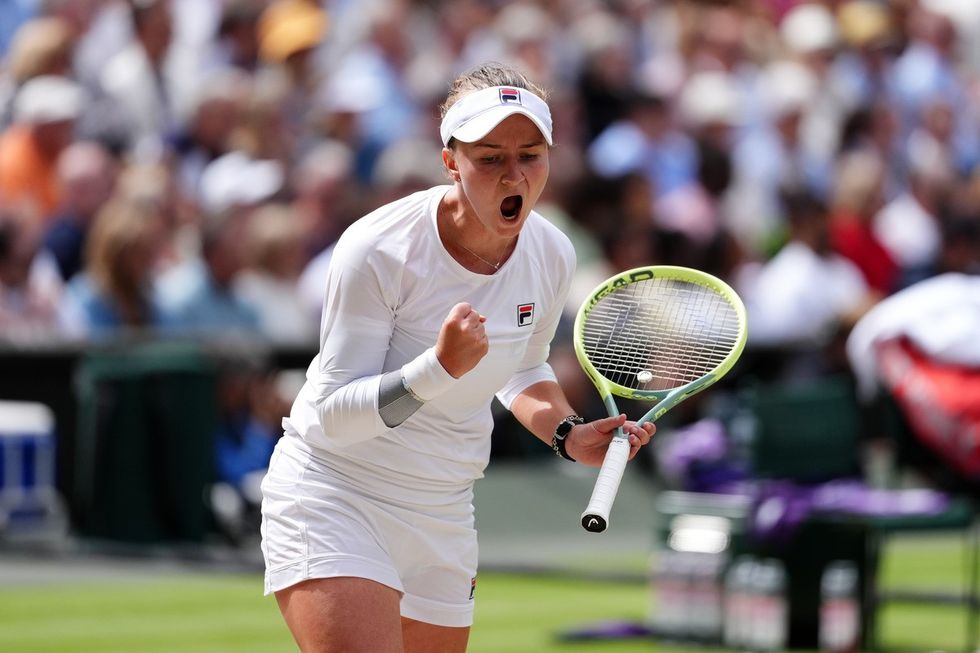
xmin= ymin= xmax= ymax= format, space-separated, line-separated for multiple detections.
xmin=520 ymin=152 xmax=540 ymax=161
xmin=480 ymin=156 xmax=499 ymax=164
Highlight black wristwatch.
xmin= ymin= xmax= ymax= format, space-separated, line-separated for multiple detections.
xmin=552 ymin=415 xmax=584 ymax=461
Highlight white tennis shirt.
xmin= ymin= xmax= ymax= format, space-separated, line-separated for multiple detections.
xmin=281 ymin=185 xmax=576 ymax=506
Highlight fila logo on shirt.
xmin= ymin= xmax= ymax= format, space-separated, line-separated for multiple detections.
xmin=517 ymin=303 xmax=534 ymax=327
xmin=499 ymin=87 xmax=521 ymax=104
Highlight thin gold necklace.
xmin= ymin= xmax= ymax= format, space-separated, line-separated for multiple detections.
xmin=438 ymin=200 xmax=511 ymax=271
xmin=457 ymin=241 xmax=505 ymax=270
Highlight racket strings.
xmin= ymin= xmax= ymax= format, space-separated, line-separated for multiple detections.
xmin=582 ymin=278 xmax=741 ymax=390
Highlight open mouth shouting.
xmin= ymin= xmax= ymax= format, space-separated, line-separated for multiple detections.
xmin=500 ymin=195 xmax=523 ymax=220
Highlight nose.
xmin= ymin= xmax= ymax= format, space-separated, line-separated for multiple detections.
xmin=501 ymin=158 xmax=522 ymax=186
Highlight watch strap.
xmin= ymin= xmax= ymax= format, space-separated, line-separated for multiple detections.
xmin=552 ymin=415 xmax=584 ymax=462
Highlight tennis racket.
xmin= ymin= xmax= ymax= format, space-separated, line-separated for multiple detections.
xmin=574 ymin=265 xmax=747 ymax=533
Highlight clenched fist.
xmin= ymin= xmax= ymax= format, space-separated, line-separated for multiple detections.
xmin=435 ymin=302 xmax=488 ymax=378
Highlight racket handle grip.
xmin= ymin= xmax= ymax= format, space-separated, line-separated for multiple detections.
xmin=580 ymin=437 xmax=631 ymax=533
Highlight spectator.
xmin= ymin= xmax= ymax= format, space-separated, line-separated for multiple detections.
xmin=729 ymin=60 xmax=829 ymax=253
xmin=873 ymin=135 xmax=953 ymax=288
xmin=778 ymin=3 xmax=847 ymax=163
xmin=212 ymin=0 xmax=262 ymax=73
xmin=329 ymin=2 xmax=425 ymax=176
xmin=156 ymin=207 xmax=259 ymax=340
xmin=0 ymin=15 xmax=74 ymax=129
xmin=289 ymin=139 xmax=357 ymax=325
xmin=828 ymin=149 xmax=899 ymax=294
xmin=832 ymin=0 xmax=899 ymax=112
xmin=209 ymin=351 xmax=283 ymax=544
xmin=172 ymin=68 xmax=252 ymax=207
xmin=661 ymin=70 xmax=741 ymax=249
xmin=59 ymin=189 xmax=172 ymax=338
xmin=838 ymin=99 xmax=904 ymax=198
xmin=255 ymin=0 xmax=328 ymax=155
xmin=97 ymin=0 xmax=183 ymax=159
xmin=198 ymin=149 xmax=284 ymax=219
xmin=572 ymin=10 xmax=636 ymax=143
xmin=289 ymin=138 xmax=358 ymax=257
xmin=587 ymin=88 xmax=697 ymax=201
xmin=737 ymin=190 xmax=874 ymax=348
xmin=43 ymin=140 xmax=118 ymax=281
xmin=0 ymin=201 xmax=64 ymax=340
xmin=40 ymin=0 xmax=102 ymax=40
xmin=114 ymin=159 xmax=186 ymax=268
xmin=228 ymin=69 xmax=294 ymax=165
xmin=889 ymin=2 xmax=966 ymax=141
xmin=234 ymin=203 xmax=315 ymax=345
xmin=938 ymin=213 xmax=980 ymax=276
xmin=0 ymin=74 xmax=84 ymax=222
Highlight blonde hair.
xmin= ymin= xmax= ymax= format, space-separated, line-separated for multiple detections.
xmin=245 ymin=203 xmax=304 ymax=274
xmin=440 ymin=62 xmax=548 ymax=119
xmin=85 ymin=196 xmax=163 ymax=325
xmin=832 ymin=149 xmax=884 ymax=215
xmin=7 ymin=17 xmax=73 ymax=84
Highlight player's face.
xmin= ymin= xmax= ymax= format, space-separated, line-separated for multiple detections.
xmin=444 ymin=114 xmax=550 ymax=240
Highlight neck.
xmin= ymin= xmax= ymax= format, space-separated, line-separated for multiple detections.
xmin=438 ymin=192 xmax=515 ymax=273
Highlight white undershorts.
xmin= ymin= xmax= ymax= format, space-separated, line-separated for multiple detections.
xmin=260 ymin=440 xmax=479 ymax=628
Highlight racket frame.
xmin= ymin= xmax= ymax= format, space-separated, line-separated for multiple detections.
xmin=573 ymin=265 xmax=748 ymax=532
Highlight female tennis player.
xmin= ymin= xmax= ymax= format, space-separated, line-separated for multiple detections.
xmin=260 ymin=62 xmax=655 ymax=653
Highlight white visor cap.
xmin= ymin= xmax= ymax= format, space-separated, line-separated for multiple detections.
xmin=440 ymin=86 xmax=553 ymax=147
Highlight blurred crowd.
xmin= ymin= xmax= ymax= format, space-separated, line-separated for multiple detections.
xmin=3 ymin=0 xmax=980 ymax=543
xmin=0 ymin=0 xmax=979 ymax=352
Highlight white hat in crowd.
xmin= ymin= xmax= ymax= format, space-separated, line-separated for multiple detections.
xmin=762 ymin=61 xmax=818 ymax=118
xmin=199 ymin=151 xmax=284 ymax=215
xmin=780 ymin=3 xmax=839 ymax=54
xmin=14 ymin=75 xmax=85 ymax=125
xmin=677 ymin=71 xmax=741 ymax=128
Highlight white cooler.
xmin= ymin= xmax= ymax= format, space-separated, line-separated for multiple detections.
xmin=0 ymin=400 xmax=65 ymax=538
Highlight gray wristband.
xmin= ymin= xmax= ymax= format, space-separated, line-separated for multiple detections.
xmin=378 ymin=370 xmax=425 ymax=427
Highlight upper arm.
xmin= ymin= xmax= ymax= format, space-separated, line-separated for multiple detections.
xmin=315 ymin=242 xmax=397 ymax=396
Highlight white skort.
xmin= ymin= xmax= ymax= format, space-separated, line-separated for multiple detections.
xmin=260 ymin=438 xmax=479 ymax=627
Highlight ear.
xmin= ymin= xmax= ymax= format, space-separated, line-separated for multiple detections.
xmin=442 ymin=147 xmax=461 ymax=183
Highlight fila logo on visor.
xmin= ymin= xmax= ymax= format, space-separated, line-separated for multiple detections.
xmin=517 ymin=303 xmax=534 ymax=327
xmin=499 ymin=88 xmax=521 ymax=104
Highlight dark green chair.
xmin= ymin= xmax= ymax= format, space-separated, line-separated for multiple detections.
xmin=73 ymin=341 xmax=219 ymax=544
xmin=740 ymin=376 xmax=869 ymax=649
xmin=745 ymin=375 xmax=978 ymax=652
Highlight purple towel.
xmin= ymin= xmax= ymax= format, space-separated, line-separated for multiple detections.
xmin=748 ymin=479 xmax=951 ymax=543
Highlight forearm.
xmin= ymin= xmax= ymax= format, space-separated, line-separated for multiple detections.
xmin=509 ymin=380 xmax=577 ymax=448
xmin=510 ymin=378 xmax=655 ymax=468
xmin=316 ymin=347 xmax=458 ymax=443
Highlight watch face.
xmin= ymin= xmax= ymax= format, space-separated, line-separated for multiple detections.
xmin=556 ymin=420 xmax=574 ymax=437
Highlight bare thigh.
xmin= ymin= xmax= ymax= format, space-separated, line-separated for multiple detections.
xmin=275 ymin=577 xmax=471 ymax=653
xmin=276 ymin=577 xmax=403 ymax=653
xmin=401 ymin=616 xmax=470 ymax=653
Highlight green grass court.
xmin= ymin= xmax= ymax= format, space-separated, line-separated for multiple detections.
xmin=0 ymin=533 xmax=973 ymax=653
